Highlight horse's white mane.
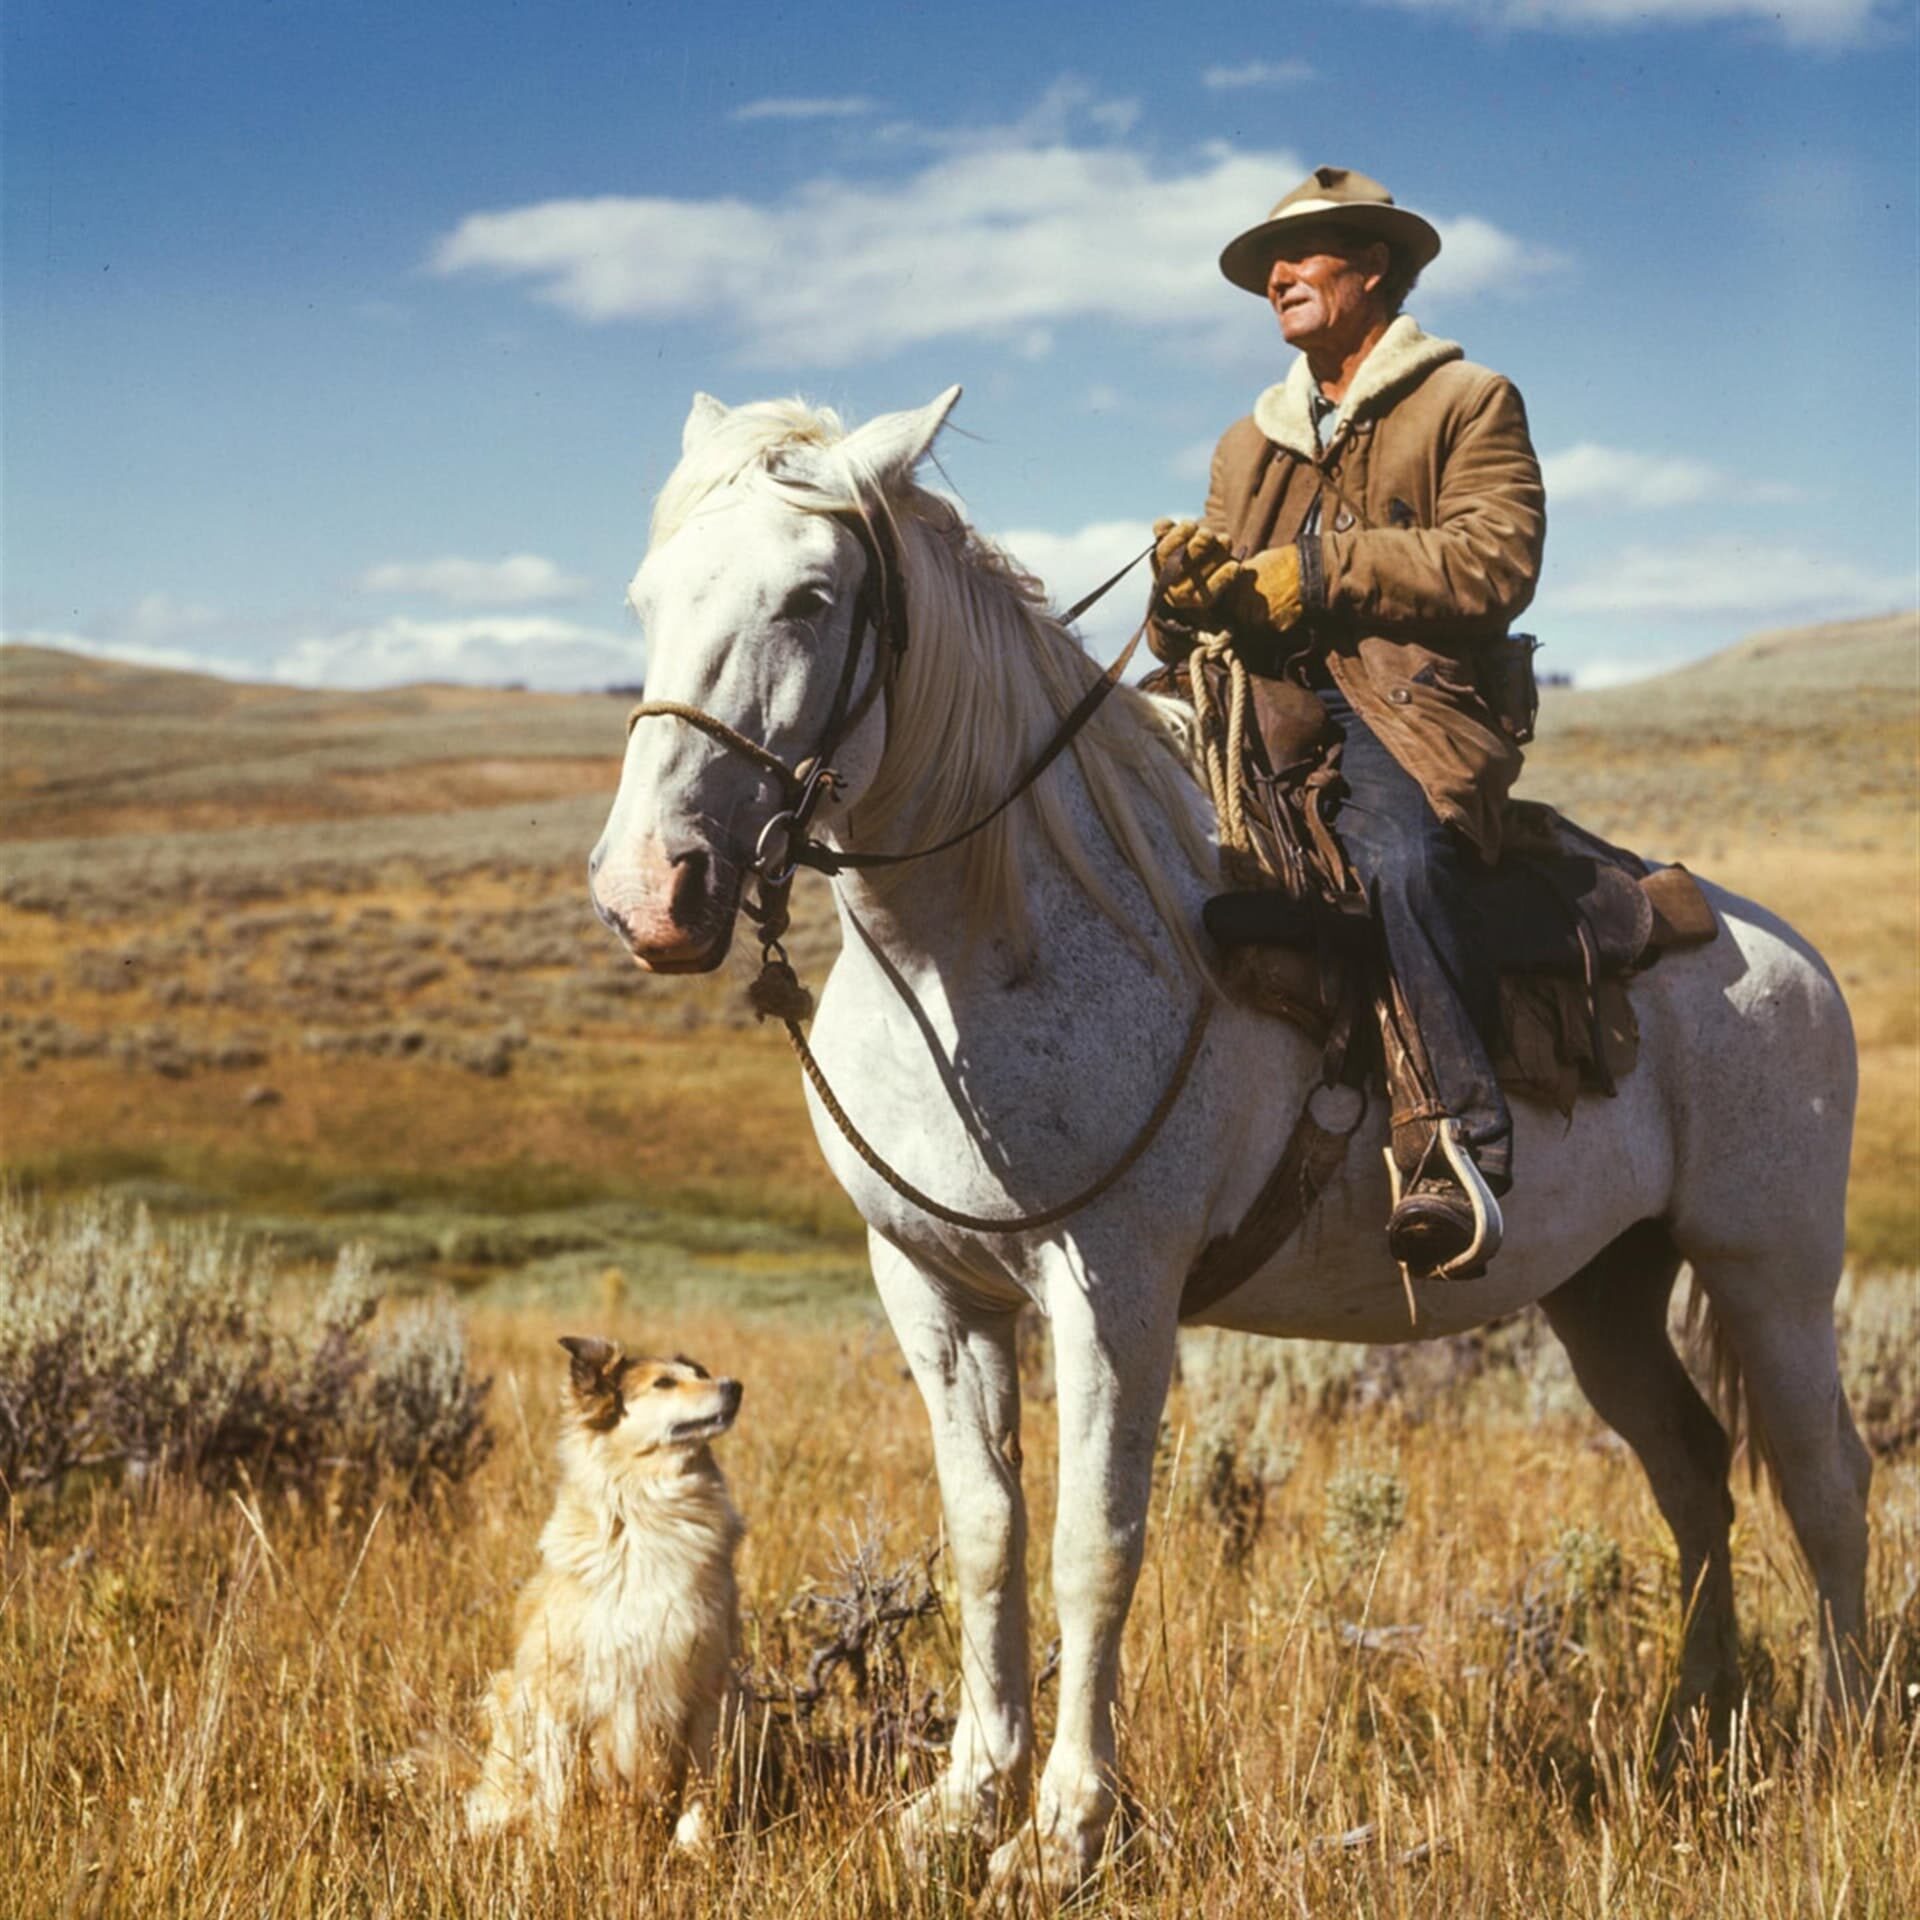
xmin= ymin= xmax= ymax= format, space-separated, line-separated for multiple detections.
xmin=650 ymin=398 xmax=1215 ymax=981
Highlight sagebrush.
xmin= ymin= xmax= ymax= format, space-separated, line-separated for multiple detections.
xmin=0 ymin=1192 xmax=491 ymax=1505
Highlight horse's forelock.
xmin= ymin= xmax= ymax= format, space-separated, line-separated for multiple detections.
xmin=649 ymin=397 xmax=855 ymax=551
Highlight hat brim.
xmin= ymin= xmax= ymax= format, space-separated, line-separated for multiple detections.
xmin=1219 ymin=201 xmax=1442 ymax=297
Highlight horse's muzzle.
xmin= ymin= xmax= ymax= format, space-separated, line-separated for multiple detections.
xmin=590 ymin=841 xmax=739 ymax=974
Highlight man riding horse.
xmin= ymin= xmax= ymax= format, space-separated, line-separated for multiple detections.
xmin=1149 ymin=165 xmax=1545 ymax=1281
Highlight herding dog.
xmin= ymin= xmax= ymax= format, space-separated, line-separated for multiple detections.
xmin=466 ymin=1336 xmax=744 ymax=1848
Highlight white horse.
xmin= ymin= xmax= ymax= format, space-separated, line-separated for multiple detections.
xmin=590 ymin=388 xmax=1870 ymax=1902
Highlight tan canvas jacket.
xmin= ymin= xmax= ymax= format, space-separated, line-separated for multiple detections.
xmin=1167 ymin=316 xmax=1546 ymax=859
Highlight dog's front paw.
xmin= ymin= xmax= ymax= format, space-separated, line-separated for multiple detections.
xmin=671 ymin=1797 xmax=714 ymax=1856
xmin=464 ymin=1785 xmax=512 ymax=1838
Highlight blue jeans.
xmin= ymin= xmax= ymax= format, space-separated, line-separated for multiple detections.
xmin=1314 ymin=679 xmax=1513 ymax=1189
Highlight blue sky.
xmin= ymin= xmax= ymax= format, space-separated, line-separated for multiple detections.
xmin=4 ymin=0 xmax=1915 ymax=690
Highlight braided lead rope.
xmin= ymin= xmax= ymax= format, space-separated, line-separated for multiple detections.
xmin=1185 ymin=637 xmax=1231 ymax=845
xmin=625 ymin=699 xmax=803 ymax=794
xmin=765 ymin=964 xmax=1215 ymax=1235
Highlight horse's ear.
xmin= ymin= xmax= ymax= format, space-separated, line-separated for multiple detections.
xmin=683 ymin=392 xmax=731 ymax=455
xmin=845 ymin=385 xmax=962 ymax=486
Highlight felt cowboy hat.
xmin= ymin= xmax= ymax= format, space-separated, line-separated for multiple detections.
xmin=1218 ymin=166 xmax=1442 ymax=296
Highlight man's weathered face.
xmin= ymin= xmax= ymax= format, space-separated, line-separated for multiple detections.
xmin=1264 ymin=229 xmax=1391 ymax=355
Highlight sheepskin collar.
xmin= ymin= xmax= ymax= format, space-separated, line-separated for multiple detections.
xmin=1251 ymin=315 xmax=1463 ymax=460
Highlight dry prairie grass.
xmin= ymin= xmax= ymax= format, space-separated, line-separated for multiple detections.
xmin=0 ymin=846 xmax=856 ymax=1261
xmin=3 ymin=1298 xmax=1916 ymax=1919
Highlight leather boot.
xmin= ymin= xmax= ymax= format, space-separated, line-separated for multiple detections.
xmin=1388 ymin=1178 xmax=1482 ymax=1278
xmin=1384 ymin=1120 xmax=1504 ymax=1281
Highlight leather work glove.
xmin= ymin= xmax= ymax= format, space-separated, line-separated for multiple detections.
xmin=1152 ymin=515 xmax=1198 ymax=577
xmin=1232 ymin=544 xmax=1305 ymax=634
xmin=1152 ymin=522 xmax=1306 ymax=638
xmin=1153 ymin=519 xmax=1241 ymax=621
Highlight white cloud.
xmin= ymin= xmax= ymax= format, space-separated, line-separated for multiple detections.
xmin=1546 ymin=443 xmax=1718 ymax=508
xmin=730 ymin=96 xmax=879 ymax=122
xmin=1543 ymin=442 xmax=1800 ymax=510
xmin=1554 ymin=538 xmax=1917 ymax=617
xmin=872 ymin=78 xmax=1138 ymax=155
xmin=273 ymin=615 xmax=641 ymax=690
xmin=429 ymin=87 xmax=1561 ymax=366
xmin=1426 ymin=214 xmax=1566 ymax=299
xmin=1363 ymin=0 xmax=1889 ymax=48
xmin=123 ymin=591 xmax=226 ymax=641
xmin=7 ymin=610 xmax=641 ymax=692
xmin=358 ymin=553 xmax=588 ymax=605
xmin=1201 ymin=60 xmax=1316 ymax=88
xmin=2 ymin=594 xmax=255 ymax=679
xmin=995 ymin=519 xmax=1158 ymax=657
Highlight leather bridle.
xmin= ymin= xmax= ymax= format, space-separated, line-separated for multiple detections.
xmin=624 ymin=507 xmax=1151 ymax=948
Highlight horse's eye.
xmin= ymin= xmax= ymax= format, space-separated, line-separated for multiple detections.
xmin=780 ymin=584 xmax=830 ymax=622
xmin=652 ymin=1376 xmax=675 ymax=1391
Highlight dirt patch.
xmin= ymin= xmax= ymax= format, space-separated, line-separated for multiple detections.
xmin=331 ymin=755 xmax=614 ymax=813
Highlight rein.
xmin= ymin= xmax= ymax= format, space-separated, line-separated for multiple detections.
xmin=787 ymin=989 xmax=1214 ymax=1236
xmin=622 ymin=517 xmax=1215 ymax=1235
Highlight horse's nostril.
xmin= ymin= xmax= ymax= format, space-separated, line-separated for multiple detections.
xmin=588 ymin=842 xmax=606 ymax=879
xmin=666 ymin=848 xmax=712 ymax=921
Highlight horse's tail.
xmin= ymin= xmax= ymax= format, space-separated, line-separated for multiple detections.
xmin=1682 ymin=1279 xmax=1783 ymax=1502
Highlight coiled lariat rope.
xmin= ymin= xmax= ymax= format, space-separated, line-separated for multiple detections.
xmin=1186 ymin=630 xmax=1277 ymax=888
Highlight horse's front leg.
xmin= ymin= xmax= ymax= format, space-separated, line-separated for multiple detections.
xmin=984 ymin=1247 xmax=1180 ymax=1909
xmin=870 ymin=1234 xmax=1032 ymax=1861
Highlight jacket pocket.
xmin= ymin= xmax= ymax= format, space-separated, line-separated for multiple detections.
xmin=1362 ymin=650 xmax=1522 ymax=857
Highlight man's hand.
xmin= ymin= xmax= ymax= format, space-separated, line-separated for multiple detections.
xmin=1153 ymin=520 xmax=1305 ymax=636
xmin=1236 ymin=545 xmax=1305 ymax=633
xmin=1153 ymin=519 xmax=1242 ymax=622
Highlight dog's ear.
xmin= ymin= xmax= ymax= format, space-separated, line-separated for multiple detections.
xmin=559 ymin=1335 xmax=624 ymax=1423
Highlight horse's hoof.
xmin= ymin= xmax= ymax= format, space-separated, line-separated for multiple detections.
xmin=896 ymin=1775 xmax=1007 ymax=1877
xmin=1653 ymin=1685 xmax=1741 ymax=1784
xmin=975 ymin=1824 xmax=1101 ymax=1915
